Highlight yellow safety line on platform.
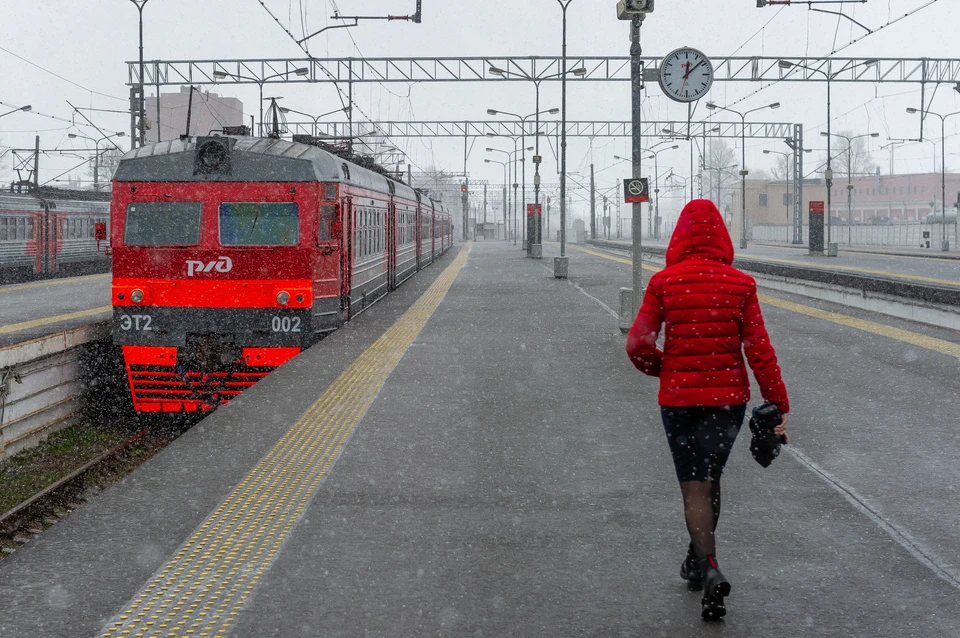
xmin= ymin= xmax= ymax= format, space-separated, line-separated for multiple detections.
xmin=596 ymin=239 xmax=959 ymax=288
xmin=0 ymin=272 xmax=109 ymax=294
xmin=0 ymin=305 xmax=111 ymax=335
xmin=571 ymin=243 xmax=960 ymax=358
xmin=100 ymin=243 xmax=472 ymax=638
xmin=756 ymin=295 xmax=960 ymax=358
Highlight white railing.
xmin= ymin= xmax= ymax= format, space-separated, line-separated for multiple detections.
xmin=751 ymin=223 xmax=959 ymax=250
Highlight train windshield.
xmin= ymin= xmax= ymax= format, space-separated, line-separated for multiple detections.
xmin=219 ymin=202 xmax=299 ymax=246
xmin=124 ymin=202 xmax=202 ymax=246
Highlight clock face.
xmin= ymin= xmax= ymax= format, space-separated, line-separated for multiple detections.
xmin=659 ymin=48 xmax=713 ymax=103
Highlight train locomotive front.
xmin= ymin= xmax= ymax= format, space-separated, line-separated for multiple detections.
xmin=111 ymin=135 xmax=451 ymax=413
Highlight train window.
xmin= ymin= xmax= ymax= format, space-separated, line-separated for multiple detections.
xmin=324 ymin=184 xmax=337 ymax=199
xmin=219 ymin=202 xmax=299 ymax=246
xmin=0 ymin=218 xmax=7 ymax=241
xmin=125 ymin=202 xmax=202 ymax=246
xmin=319 ymin=205 xmax=335 ymax=242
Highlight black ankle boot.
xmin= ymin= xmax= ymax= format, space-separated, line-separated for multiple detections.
xmin=699 ymin=554 xmax=731 ymax=620
xmin=680 ymin=543 xmax=703 ymax=589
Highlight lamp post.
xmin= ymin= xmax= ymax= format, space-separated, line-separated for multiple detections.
xmin=821 ymin=131 xmax=879 ymax=244
xmin=706 ymin=101 xmax=780 ymax=249
xmin=556 ymin=0 xmax=576 ymax=270
xmin=0 ymin=104 xmax=32 ymax=119
xmin=488 ymin=144 xmax=530 ymax=243
xmin=778 ymin=58 xmax=878 ymax=252
xmin=129 ymin=0 xmax=149 ymax=147
xmin=907 ymin=107 xmax=960 ymax=250
xmin=489 ymin=65 xmax=583 ymax=255
xmin=69 ymin=132 xmax=126 ymax=192
xmin=279 ymin=106 xmax=351 ymax=137
xmin=485 ymin=158 xmax=510 ymax=240
xmin=213 ymin=68 xmax=309 ymax=136
xmin=646 ymin=145 xmax=679 ymax=240
xmin=486 ymin=108 xmax=557 ymax=253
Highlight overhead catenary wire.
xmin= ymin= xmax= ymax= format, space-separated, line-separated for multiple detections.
xmin=726 ymin=0 xmax=942 ymax=109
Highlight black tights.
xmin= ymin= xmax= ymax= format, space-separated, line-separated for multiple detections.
xmin=679 ymin=478 xmax=722 ymax=559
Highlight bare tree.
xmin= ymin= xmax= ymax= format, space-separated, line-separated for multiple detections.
xmin=826 ymin=130 xmax=877 ymax=178
xmin=702 ymin=139 xmax=739 ymax=210
xmin=88 ymin=148 xmax=124 ymax=188
xmin=770 ymin=153 xmax=791 ymax=182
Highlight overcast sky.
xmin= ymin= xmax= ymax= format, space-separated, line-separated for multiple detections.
xmin=2 ymin=0 xmax=958 ymax=217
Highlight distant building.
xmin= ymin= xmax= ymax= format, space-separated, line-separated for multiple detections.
xmin=729 ymin=172 xmax=960 ymax=237
xmin=143 ymin=87 xmax=245 ymax=142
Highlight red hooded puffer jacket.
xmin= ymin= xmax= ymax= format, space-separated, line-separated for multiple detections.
xmin=625 ymin=199 xmax=790 ymax=413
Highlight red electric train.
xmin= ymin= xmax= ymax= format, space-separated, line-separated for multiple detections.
xmin=111 ymin=135 xmax=453 ymax=413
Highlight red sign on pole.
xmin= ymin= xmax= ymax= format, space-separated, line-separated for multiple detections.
xmin=527 ymin=204 xmax=542 ymax=216
xmin=809 ymin=201 xmax=825 ymax=214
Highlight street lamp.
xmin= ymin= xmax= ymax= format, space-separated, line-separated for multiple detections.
xmin=486 ymin=108 xmax=557 ymax=251
xmin=485 ymin=158 xmax=511 ymax=240
xmin=706 ymin=101 xmax=780 ymax=249
xmin=279 ymin=106 xmax=351 ymax=137
xmin=646 ymin=145 xmax=679 ymax=240
xmin=821 ymin=131 xmax=878 ymax=243
xmin=487 ymin=143 xmax=533 ymax=244
xmin=907 ymin=107 xmax=960 ymax=250
xmin=488 ymin=65 xmax=584 ymax=254
xmin=778 ymin=58 xmax=878 ymax=250
xmin=69 ymin=132 xmax=127 ymax=192
xmin=0 ymin=105 xmax=32 ymax=119
xmin=213 ymin=68 xmax=309 ymax=136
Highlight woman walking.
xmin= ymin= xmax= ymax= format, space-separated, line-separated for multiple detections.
xmin=625 ymin=199 xmax=790 ymax=620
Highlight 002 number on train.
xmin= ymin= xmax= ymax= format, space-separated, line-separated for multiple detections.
xmin=271 ymin=316 xmax=301 ymax=333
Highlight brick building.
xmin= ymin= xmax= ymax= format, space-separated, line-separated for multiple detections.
xmin=729 ymin=172 xmax=960 ymax=238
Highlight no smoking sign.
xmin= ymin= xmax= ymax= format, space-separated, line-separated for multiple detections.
xmin=623 ymin=178 xmax=650 ymax=203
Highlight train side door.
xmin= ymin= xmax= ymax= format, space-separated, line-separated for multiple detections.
xmin=387 ymin=199 xmax=397 ymax=291
xmin=415 ymin=201 xmax=423 ymax=271
xmin=341 ymin=197 xmax=353 ymax=319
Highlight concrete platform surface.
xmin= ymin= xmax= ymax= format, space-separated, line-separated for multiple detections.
xmin=0 ymin=273 xmax=110 ymax=347
xmin=1 ymin=241 xmax=959 ymax=637
xmin=600 ymin=238 xmax=960 ymax=289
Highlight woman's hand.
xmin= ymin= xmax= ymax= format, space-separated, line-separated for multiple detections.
xmin=774 ymin=414 xmax=789 ymax=445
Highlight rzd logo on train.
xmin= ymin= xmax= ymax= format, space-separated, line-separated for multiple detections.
xmin=186 ymin=256 xmax=233 ymax=277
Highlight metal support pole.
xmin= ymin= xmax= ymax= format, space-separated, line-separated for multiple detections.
xmin=847 ymin=141 xmax=853 ymax=244
xmin=558 ymin=0 xmax=571 ymax=262
xmin=740 ymin=113 xmax=748 ymax=250
xmin=94 ymin=140 xmax=101 ymax=192
xmin=463 ymin=130 xmax=469 ymax=241
xmin=531 ymin=82 xmax=542 ymax=257
xmin=825 ymin=76 xmax=833 ymax=252
xmin=942 ymin=115 xmax=948 ymax=249
xmin=33 ymin=135 xmax=39 ymax=191
xmin=590 ymin=163 xmax=596 ymax=239
xmin=156 ymin=80 xmax=161 ymax=143
xmin=347 ymin=71 xmax=354 ymax=153
xmin=630 ymin=15 xmax=644 ymax=315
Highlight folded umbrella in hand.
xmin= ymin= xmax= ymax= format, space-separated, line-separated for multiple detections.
xmin=749 ymin=402 xmax=786 ymax=468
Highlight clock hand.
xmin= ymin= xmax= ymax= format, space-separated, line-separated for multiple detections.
xmin=685 ymin=60 xmax=705 ymax=79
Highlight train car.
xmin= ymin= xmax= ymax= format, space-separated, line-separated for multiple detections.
xmin=0 ymin=190 xmax=111 ymax=283
xmin=111 ymin=135 xmax=452 ymax=413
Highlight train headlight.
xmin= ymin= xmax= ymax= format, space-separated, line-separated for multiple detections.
xmin=131 ymin=289 xmax=144 ymax=304
xmin=276 ymin=291 xmax=290 ymax=305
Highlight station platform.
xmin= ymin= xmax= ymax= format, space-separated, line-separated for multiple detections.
xmin=600 ymin=238 xmax=960 ymax=290
xmin=0 ymin=274 xmax=110 ymax=348
xmin=1 ymin=241 xmax=959 ymax=636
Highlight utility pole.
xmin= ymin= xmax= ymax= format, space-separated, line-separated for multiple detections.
xmin=590 ymin=163 xmax=596 ymax=239
xmin=630 ymin=13 xmax=644 ymax=316
xmin=33 ymin=135 xmax=40 ymax=191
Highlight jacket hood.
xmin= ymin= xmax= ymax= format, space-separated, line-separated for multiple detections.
xmin=665 ymin=199 xmax=735 ymax=267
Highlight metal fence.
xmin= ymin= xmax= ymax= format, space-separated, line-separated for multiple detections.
xmin=751 ymin=223 xmax=959 ymax=249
